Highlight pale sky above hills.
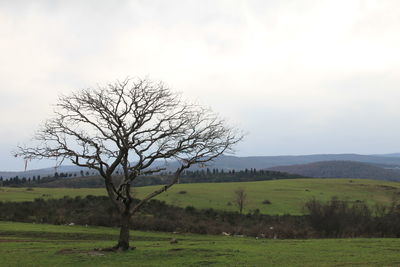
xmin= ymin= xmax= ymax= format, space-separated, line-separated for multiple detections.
xmin=1 ymin=0 xmax=400 ymax=171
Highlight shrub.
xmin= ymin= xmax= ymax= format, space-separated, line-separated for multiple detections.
xmin=2 ymin=195 xmax=399 ymax=238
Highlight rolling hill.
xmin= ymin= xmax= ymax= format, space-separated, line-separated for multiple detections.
xmin=2 ymin=178 xmax=400 ymax=215
xmin=268 ymin=161 xmax=400 ymax=181
xmin=4 ymin=153 xmax=400 ymax=180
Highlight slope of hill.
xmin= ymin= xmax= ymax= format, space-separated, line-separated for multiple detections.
xmin=268 ymin=160 xmax=400 ymax=181
xmin=373 ymin=153 xmax=400 ymax=158
xmin=2 ymin=178 xmax=400 ymax=215
xmin=158 ymin=154 xmax=400 ymax=171
xmin=4 ymin=153 xmax=400 ymax=179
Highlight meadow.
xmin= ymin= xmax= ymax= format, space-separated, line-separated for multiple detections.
xmin=1 ymin=221 xmax=400 ymax=267
xmin=1 ymin=178 xmax=400 ymax=214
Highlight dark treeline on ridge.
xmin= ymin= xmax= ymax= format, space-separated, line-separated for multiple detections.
xmin=0 ymin=168 xmax=304 ymax=188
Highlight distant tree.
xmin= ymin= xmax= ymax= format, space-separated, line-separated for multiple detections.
xmin=15 ymin=78 xmax=242 ymax=251
xmin=234 ymin=187 xmax=247 ymax=214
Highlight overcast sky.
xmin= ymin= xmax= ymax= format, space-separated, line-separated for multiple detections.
xmin=1 ymin=0 xmax=400 ymax=171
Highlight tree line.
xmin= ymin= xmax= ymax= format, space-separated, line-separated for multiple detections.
xmin=0 ymin=168 xmax=303 ymax=188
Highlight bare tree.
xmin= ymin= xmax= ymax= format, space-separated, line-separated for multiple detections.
xmin=234 ymin=187 xmax=247 ymax=214
xmin=15 ymin=78 xmax=242 ymax=251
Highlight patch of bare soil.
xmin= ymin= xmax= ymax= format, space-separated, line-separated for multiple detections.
xmin=169 ymin=248 xmax=184 ymax=252
xmin=56 ymin=248 xmax=106 ymax=256
xmin=56 ymin=248 xmax=81 ymax=254
xmin=87 ymin=251 xmax=105 ymax=256
xmin=377 ymin=185 xmax=397 ymax=190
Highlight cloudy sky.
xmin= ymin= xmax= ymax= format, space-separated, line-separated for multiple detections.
xmin=1 ymin=0 xmax=400 ymax=171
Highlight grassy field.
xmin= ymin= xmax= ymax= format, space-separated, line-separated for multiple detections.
xmin=1 ymin=178 xmax=400 ymax=214
xmin=0 ymin=187 xmax=106 ymax=202
xmin=0 ymin=221 xmax=400 ymax=267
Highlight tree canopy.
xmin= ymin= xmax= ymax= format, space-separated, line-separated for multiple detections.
xmin=15 ymin=78 xmax=242 ymax=250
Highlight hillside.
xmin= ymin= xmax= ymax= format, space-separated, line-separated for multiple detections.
xmin=205 ymin=153 xmax=400 ymax=169
xmin=2 ymin=178 xmax=400 ymax=215
xmin=4 ymin=153 xmax=400 ymax=179
xmin=268 ymin=161 xmax=400 ymax=181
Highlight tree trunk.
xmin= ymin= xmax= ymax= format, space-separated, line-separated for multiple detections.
xmin=115 ymin=211 xmax=131 ymax=251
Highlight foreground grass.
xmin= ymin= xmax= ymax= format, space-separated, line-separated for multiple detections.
xmin=1 ymin=178 xmax=400 ymax=214
xmin=1 ymin=221 xmax=400 ymax=267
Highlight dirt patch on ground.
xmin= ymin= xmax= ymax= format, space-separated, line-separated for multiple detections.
xmin=169 ymin=248 xmax=184 ymax=252
xmin=56 ymin=248 xmax=81 ymax=254
xmin=87 ymin=251 xmax=105 ymax=256
xmin=377 ymin=185 xmax=397 ymax=190
xmin=56 ymin=248 xmax=107 ymax=256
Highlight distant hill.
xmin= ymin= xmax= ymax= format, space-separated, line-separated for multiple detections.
xmin=209 ymin=154 xmax=400 ymax=169
xmin=373 ymin=153 xmax=400 ymax=158
xmin=4 ymin=153 xmax=400 ymax=180
xmin=0 ymin=165 xmax=90 ymax=179
xmin=268 ymin=161 xmax=400 ymax=181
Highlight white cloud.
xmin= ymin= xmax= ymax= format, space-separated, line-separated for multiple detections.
xmin=1 ymin=0 xmax=400 ymax=170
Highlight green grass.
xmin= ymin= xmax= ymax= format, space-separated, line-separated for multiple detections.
xmin=0 ymin=187 xmax=105 ymax=202
xmin=135 ymin=178 xmax=400 ymax=214
xmin=1 ymin=221 xmax=400 ymax=267
xmin=2 ymin=178 xmax=400 ymax=214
